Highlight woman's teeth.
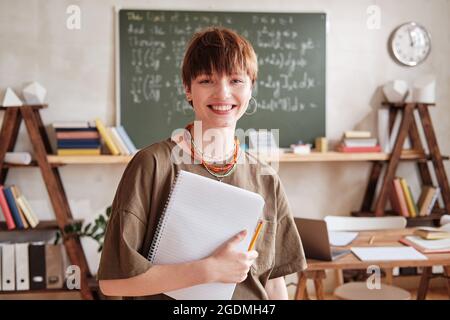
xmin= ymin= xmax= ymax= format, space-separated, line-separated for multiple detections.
xmin=210 ymin=105 xmax=234 ymax=111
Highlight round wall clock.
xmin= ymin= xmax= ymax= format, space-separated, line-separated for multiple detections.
xmin=390 ymin=22 xmax=431 ymax=66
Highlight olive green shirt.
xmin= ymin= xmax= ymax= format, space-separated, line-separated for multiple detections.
xmin=97 ymin=138 xmax=307 ymax=299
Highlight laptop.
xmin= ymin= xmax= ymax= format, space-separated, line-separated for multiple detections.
xmin=294 ymin=218 xmax=351 ymax=261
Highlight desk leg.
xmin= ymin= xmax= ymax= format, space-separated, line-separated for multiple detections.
xmin=295 ymin=272 xmax=309 ymax=300
xmin=417 ymin=267 xmax=432 ymax=300
xmin=313 ymin=271 xmax=326 ymax=300
xmin=384 ymin=268 xmax=393 ymax=285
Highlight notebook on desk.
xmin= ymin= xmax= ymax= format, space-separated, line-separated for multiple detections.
xmin=147 ymin=170 xmax=265 ymax=300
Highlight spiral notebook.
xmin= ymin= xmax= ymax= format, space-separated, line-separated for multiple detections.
xmin=147 ymin=170 xmax=265 ymax=300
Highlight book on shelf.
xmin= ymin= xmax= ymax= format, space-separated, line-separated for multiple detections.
xmin=11 ymin=186 xmax=29 ymax=229
xmin=3 ymin=186 xmax=25 ymax=229
xmin=0 ymin=185 xmax=16 ymax=229
xmin=116 ymin=125 xmax=138 ymax=154
xmin=337 ymin=145 xmax=381 ymax=153
xmin=417 ymin=186 xmax=440 ymax=217
xmin=390 ymin=178 xmax=410 ymax=217
xmin=95 ymin=118 xmax=120 ymax=155
xmin=399 ymin=178 xmax=418 ymax=218
xmin=52 ymin=121 xmax=93 ymax=129
xmin=108 ymin=127 xmax=130 ymax=155
xmin=343 ymin=138 xmax=378 ymax=147
xmin=343 ymin=131 xmax=372 ymax=139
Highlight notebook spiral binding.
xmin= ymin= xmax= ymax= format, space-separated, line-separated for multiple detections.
xmin=147 ymin=170 xmax=183 ymax=263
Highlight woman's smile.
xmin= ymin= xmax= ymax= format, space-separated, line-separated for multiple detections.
xmin=207 ymin=103 xmax=239 ymax=115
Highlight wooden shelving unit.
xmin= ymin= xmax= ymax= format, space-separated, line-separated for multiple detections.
xmin=0 ymin=219 xmax=83 ymax=232
xmin=352 ymin=102 xmax=450 ymax=225
xmin=0 ymin=105 xmax=95 ymax=299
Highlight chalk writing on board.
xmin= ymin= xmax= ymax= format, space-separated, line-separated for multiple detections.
xmin=119 ymin=10 xmax=325 ymax=147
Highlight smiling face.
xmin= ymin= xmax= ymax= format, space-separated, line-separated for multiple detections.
xmin=186 ymin=71 xmax=252 ymax=128
xmin=182 ymin=27 xmax=258 ymax=129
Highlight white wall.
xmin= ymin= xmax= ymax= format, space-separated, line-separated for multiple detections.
xmin=1 ymin=0 xmax=449 ymax=280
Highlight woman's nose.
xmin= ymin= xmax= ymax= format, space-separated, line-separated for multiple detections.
xmin=214 ymin=81 xmax=232 ymax=99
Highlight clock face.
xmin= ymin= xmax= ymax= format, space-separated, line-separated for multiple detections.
xmin=391 ymin=22 xmax=431 ymax=66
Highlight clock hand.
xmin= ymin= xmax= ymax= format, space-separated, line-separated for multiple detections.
xmin=408 ymin=27 xmax=414 ymax=47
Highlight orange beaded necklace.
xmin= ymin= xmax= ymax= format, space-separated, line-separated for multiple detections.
xmin=185 ymin=123 xmax=240 ymax=177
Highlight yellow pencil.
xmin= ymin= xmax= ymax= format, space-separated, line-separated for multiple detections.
xmin=248 ymin=220 xmax=264 ymax=251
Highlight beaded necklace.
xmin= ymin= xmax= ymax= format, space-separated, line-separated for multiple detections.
xmin=185 ymin=123 xmax=240 ymax=181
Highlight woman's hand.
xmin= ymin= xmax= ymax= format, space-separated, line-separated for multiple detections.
xmin=204 ymin=230 xmax=258 ymax=284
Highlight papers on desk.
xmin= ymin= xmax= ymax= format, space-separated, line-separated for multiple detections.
xmin=351 ymin=247 xmax=427 ymax=261
xmin=328 ymin=231 xmax=358 ymax=246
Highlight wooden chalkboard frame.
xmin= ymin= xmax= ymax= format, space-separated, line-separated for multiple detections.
xmin=114 ymin=8 xmax=327 ymax=148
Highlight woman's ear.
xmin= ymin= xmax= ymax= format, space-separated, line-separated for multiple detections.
xmin=184 ymin=86 xmax=192 ymax=102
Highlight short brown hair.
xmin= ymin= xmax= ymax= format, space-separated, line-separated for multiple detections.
xmin=181 ymin=27 xmax=258 ymax=89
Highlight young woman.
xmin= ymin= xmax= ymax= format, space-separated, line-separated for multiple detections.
xmin=98 ymin=27 xmax=306 ymax=300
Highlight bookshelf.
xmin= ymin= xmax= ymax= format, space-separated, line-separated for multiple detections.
xmin=0 ymin=105 xmax=95 ymax=299
xmin=352 ymin=102 xmax=450 ymax=225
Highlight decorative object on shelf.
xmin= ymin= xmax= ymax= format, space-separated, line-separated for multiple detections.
xmin=55 ymin=205 xmax=111 ymax=252
xmin=22 ymin=81 xmax=47 ymax=105
xmin=1 ymin=87 xmax=23 ymax=106
xmin=291 ymin=142 xmax=312 ymax=155
xmin=315 ymin=137 xmax=328 ymax=153
xmin=412 ymin=74 xmax=436 ymax=104
xmin=389 ymin=22 xmax=431 ymax=66
xmin=382 ymin=80 xmax=409 ymax=103
xmin=4 ymin=152 xmax=32 ymax=165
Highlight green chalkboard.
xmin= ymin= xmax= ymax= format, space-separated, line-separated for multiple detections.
xmin=118 ymin=10 xmax=326 ymax=148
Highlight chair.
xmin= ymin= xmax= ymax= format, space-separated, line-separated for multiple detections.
xmin=324 ymin=215 xmax=411 ymax=300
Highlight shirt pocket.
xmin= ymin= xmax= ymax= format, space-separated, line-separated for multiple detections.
xmin=250 ymin=219 xmax=277 ymax=275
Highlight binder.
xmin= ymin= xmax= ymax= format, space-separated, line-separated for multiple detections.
xmin=15 ymin=243 xmax=30 ymax=290
xmin=1 ymin=243 xmax=15 ymax=291
xmin=28 ymin=242 xmax=46 ymax=290
xmin=45 ymin=244 xmax=64 ymax=289
xmin=147 ymin=170 xmax=264 ymax=300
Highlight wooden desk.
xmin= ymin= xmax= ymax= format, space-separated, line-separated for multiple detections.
xmin=296 ymin=229 xmax=450 ymax=300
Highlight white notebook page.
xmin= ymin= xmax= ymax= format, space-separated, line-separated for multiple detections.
xmin=351 ymin=247 xmax=427 ymax=261
xmin=148 ymin=170 xmax=265 ymax=300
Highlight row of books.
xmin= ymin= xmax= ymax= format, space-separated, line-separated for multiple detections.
xmin=51 ymin=119 xmax=137 ymax=156
xmin=0 ymin=185 xmax=40 ymax=230
xmin=390 ymin=177 xmax=440 ymax=217
xmin=337 ymin=131 xmax=381 ymax=153
xmin=1 ymin=242 xmax=66 ymax=291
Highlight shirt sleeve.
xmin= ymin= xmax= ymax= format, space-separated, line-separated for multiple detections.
xmin=269 ymin=176 xmax=307 ymax=279
xmin=97 ymin=210 xmax=153 ymax=280
xmin=97 ymin=150 xmax=155 ymax=280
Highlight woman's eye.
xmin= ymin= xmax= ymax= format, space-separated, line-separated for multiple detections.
xmin=199 ymin=79 xmax=211 ymax=84
xmin=232 ymin=79 xmax=244 ymax=84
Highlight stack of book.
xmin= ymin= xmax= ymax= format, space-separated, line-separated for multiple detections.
xmin=0 ymin=184 xmax=40 ymax=230
xmin=337 ymin=131 xmax=381 ymax=153
xmin=53 ymin=121 xmax=101 ymax=156
xmin=390 ymin=177 xmax=440 ymax=217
